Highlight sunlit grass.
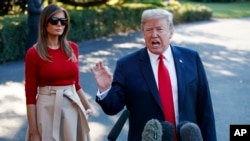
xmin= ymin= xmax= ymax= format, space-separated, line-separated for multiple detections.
xmin=183 ymin=2 xmax=250 ymax=18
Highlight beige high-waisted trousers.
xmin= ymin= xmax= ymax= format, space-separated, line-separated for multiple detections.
xmin=26 ymin=85 xmax=90 ymax=141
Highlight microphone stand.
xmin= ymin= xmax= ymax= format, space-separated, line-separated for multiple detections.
xmin=107 ymin=109 xmax=130 ymax=141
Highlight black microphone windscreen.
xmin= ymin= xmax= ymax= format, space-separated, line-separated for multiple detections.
xmin=107 ymin=109 xmax=130 ymax=141
xmin=141 ymin=119 xmax=163 ymax=141
xmin=178 ymin=122 xmax=203 ymax=141
xmin=161 ymin=121 xmax=174 ymax=141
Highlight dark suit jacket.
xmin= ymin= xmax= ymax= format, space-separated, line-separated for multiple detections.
xmin=96 ymin=45 xmax=217 ymax=141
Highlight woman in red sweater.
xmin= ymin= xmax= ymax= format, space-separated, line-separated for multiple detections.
xmin=25 ymin=4 xmax=92 ymax=141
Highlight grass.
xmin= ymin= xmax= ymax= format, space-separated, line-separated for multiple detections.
xmin=182 ymin=1 xmax=250 ymax=18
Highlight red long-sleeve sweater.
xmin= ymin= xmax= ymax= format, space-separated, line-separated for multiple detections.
xmin=25 ymin=41 xmax=81 ymax=105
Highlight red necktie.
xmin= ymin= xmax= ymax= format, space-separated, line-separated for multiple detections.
xmin=158 ymin=55 xmax=177 ymax=140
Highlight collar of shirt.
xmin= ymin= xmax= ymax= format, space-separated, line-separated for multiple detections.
xmin=147 ymin=45 xmax=173 ymax=65
xmin=147 ymin=45 xmax=174 ymax=86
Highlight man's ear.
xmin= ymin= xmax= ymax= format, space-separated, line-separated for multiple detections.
xmin=169 ymin=30 xmax=174 ymax=39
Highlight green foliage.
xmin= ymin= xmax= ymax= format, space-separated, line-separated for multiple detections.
xmin=0 ymin=3 xmax=212 ymax=63
xmin=188 ymin=2 xmax=250 ymax=18
xmin=141 ymin=0 xmax=165 ymax=6
xmin=68 ymin=5 xmax=153 ymax=42
xmin=165 ymin=1 xmax=212 ymax=24
xmin=0 ymin=15 xmax=27 ymax=63
xmin=189 ymin=0 xmax=237 ymax=3
xmin=171 ymin=4 xmax=212 ymax=23
xmin=0 ymin=0 xmax=26 ymax=16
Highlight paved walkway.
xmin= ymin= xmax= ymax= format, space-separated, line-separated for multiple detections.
xmin=0 ymin=17 xmax=250 ymax=141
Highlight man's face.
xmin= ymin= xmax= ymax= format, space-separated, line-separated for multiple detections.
xmin=142 ymin=18 xmax=173 ymax=55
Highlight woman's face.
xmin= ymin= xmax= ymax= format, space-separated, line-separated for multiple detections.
xmin=142 ymin=18 xmax=173 ymax=55
xmin=46 ymin=11 xmax=67 ymax=37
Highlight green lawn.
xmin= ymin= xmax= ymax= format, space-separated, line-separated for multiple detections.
xmin=183 ymin=2 xmax=250 ymax=18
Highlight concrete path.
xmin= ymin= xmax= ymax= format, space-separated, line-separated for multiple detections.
xmin=0 ymin=17 xmax=250 ymax=141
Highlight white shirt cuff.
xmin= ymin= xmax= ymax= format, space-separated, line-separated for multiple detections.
xmin=96 ymin=87 xmax=111 ymax=100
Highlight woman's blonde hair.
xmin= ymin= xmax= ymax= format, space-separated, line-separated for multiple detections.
xmin=36 ymin=4 xmax=76 ymax=61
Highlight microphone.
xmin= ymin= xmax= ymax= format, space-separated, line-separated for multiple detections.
xmin=177 ymin=121 xmax=203 ymax=141
xmin=141 ymin=119 xmax=174 ymax=141
xmin=107 ymin=109 xmax=130 ymax=141
xmin=141 ymin=119 xmax=163 ymax=141
xmin=161 ymin=121 xmax=174 ymax=141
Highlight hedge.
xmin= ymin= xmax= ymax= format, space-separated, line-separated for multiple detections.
xmin=0 ymin=3 xmax=212 ymax=63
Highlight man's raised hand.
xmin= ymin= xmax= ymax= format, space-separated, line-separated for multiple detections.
xmin=90 ymin=61 xmax=113 ymax=92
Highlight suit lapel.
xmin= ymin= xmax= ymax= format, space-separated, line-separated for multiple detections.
xmin=171 ymin=45 xmax=186 ymax=111
xmin=138 ymin=48 xmax=163 ymax=110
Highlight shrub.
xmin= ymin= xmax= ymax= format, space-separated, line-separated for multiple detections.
xmin=0 ymin=3 xmax=212 ymax=63
xmin=0 ymin=15 xmax=27 ymax=63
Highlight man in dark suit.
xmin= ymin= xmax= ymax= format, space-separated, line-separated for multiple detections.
xmin=91 ymin=9 xmax=216 ymax=141
xmin=26 ymin=0 xmax=43 ymax=51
